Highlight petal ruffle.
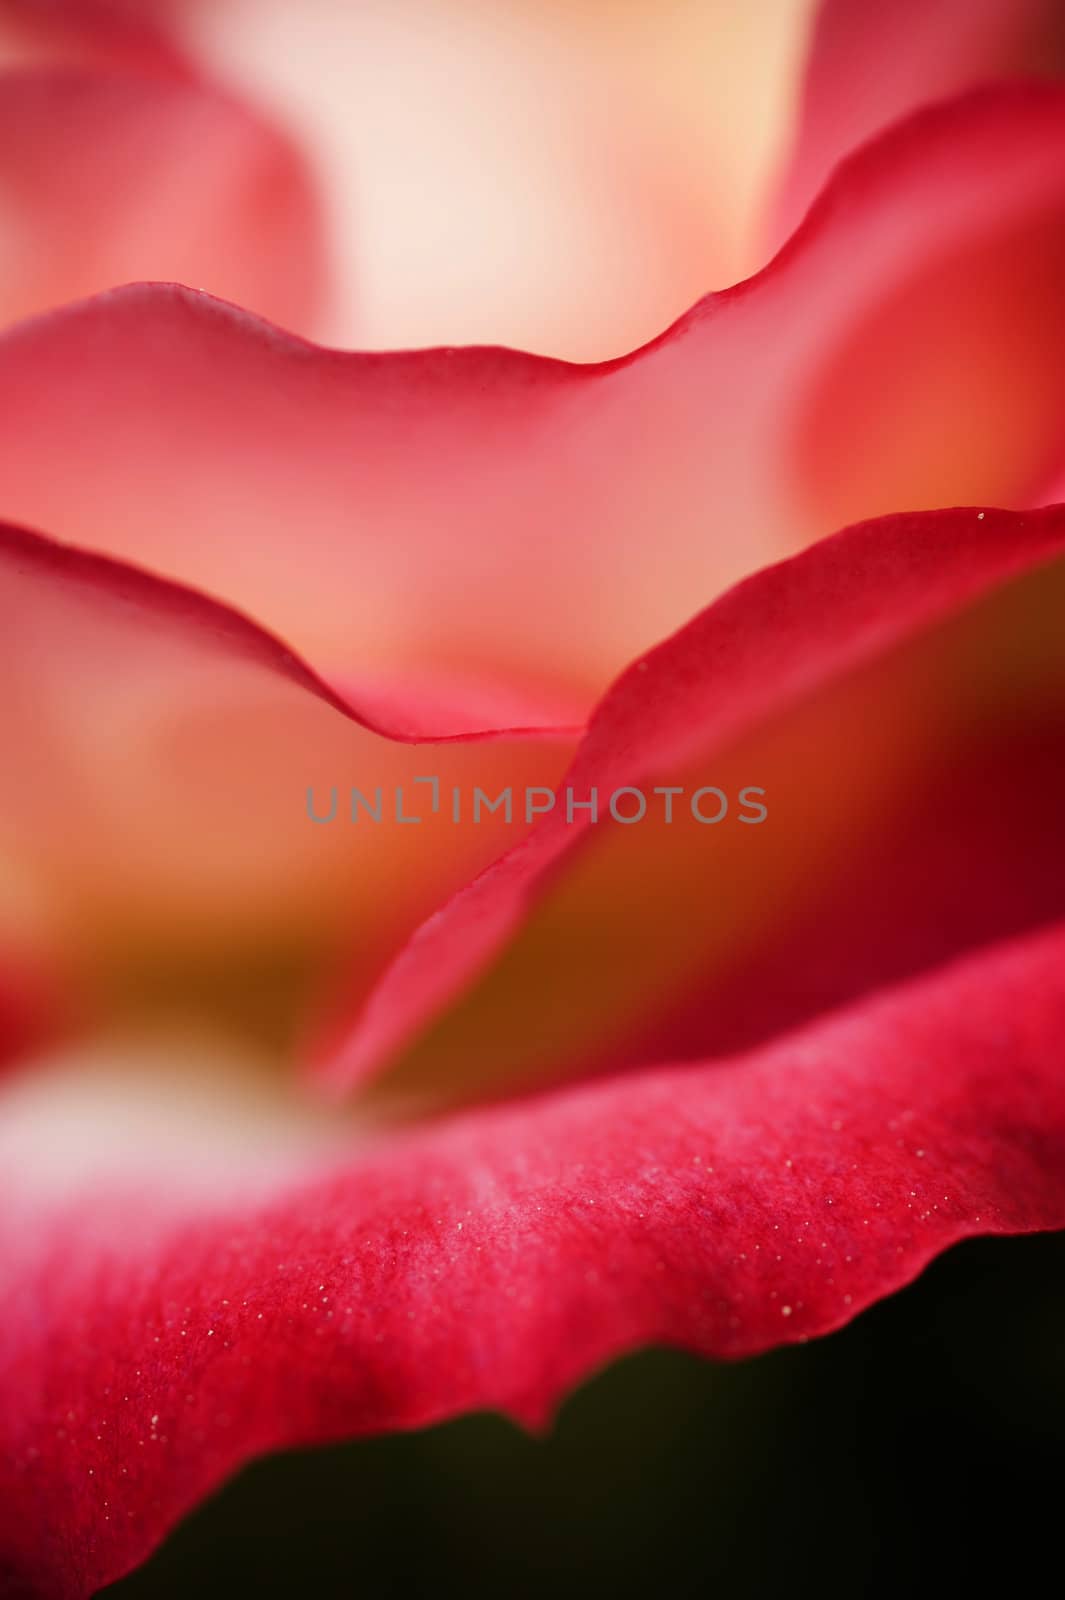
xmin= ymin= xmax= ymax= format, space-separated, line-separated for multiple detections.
xmin=3 ymin=921 xmax=1065 ymax=1594
xmin=2 ymin=88 xmax=1065 ymax=710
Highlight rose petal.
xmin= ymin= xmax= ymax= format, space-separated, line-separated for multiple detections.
xmin=775 ymin=0 xmax=1065 ymax=245
xmin=2 ymin=87 xmax=1065 ymax=709
xmin=4 ymin=920 xmax=1065 ymax=1593
xmin=0 ymin=68 xmax=325 ymax=333
xmin=0 ymin=520 xmax=574 ymax=1043
xmin=323 ymin=504 xmax=1065 ymax=1092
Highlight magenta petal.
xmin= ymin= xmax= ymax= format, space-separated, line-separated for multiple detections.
xmin=3 ymin=921 xmax=1065 ymax=1593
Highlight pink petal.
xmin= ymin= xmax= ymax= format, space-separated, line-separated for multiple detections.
xmin=0 ymin=520 xmax=575 ymax=1036
xmin=323 ymin=504 xmax=1065 ymax=1092
xmin=0 ymin=68 xmax=325 ymax=333
xmin=775 ymin=0 xmax=1065 ymax=245
xmin=3 ymin=920 xmax=1065 ymax=1594
xmin=3 ymin=88 xmax=1065 ymax=708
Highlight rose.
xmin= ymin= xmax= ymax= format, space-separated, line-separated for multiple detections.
xmin=2 ymin=1 xmax=1065 ymax=1592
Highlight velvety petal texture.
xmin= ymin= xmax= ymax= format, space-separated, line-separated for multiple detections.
xmin=3 ymin=920 xmax=1065 ymax=1597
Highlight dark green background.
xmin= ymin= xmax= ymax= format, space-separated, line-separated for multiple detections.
xmin=106 ymin=1230 xmax=1065 ymax=1598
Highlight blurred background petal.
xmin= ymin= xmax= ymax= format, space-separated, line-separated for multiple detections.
xmin=0 ymin=68 xmax=325 ymax=333
xmin=170 ymin=0 xmax=813 ymax=357
xmin=775 ymin=0 xmax=1065 ymax=245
